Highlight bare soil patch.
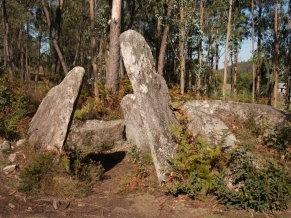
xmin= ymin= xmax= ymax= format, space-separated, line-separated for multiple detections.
xmin=1 ymin=150 xmax=291 ymax=218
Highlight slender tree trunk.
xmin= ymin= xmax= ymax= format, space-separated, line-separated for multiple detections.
xmin=230 ymin=54 xmax=233 ymax=98
xmin=234 ymin=51 xmax=238 ymax=98
xmin=107 ymin=0 xmax=122 ymax=92
xmin=215 ymin=20 xmax=219 ymax=97
xmin=255 ymin=0 xmax=262 ymax=103
xmin=41 ymin=0 xmax=68 ymax=75
xmin=273 ymin=0 xmax=279 ymax=107
xmin=251 ymin=0 xmax=255 ymax=102
xmin=35 ymin=26 xmax=42 ymax=90
xmin=90 ymin=0 xmax=99 ymax=99
xmin=156 ymin=16 xmax=162 ymax=67
xmin=158 ymin=0 xmax=174 ymax=76
xmin=223 ymin=0 xmax=232 ymax=99
xmin=179 ymin=0 xmax=186 ymax=95
xmin=2 ymin=0 xmax=12 ymax=80
xmin=284 ymin=1 xmax=291 ymax=110
xmin=72 ymin=34 xmax=82 ymax=67
xmin=17 ymin=23 xmax=24 ymax=84
xmin=25 ymin=22 xmax=30 ymax=82
xmin=196 ymin=0 xmax=204 ymax=96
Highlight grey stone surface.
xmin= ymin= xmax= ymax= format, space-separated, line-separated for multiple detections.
xmin=8 ymin=153 xmax=17 ymax=163
xmin=15 ymin=139 xmax=26 ymax=147
xmin=27 ymin=67 xmax=85 ymax=151
xmin=182 ymin=100 xmax=290 ymax=150
xmin=3 ymin=165 xmax=16 ymax=174
xmin=65 ymin=119 xmax=125 ymax=152
xmin=0 ymin=140 xmax=11 ymax=151
xmin=120 ymin=30 xmax=177 ymax=182
xmin=183 ymin=100 xmax=290 ymax=124
xmin=184 ymin=109 xmax=237 ymax=151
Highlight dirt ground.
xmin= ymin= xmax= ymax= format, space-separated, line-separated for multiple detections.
xmin=1 ymin=150 xmax=291 ymax=218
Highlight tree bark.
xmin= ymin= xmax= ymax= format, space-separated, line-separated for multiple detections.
xmin=255 ymin=0 xmax=262 ymax=103
xmin=215 ymin=16 xmax=220 ymax=97
xmin=233 ymin=51 xmax=238 ymax=98
xmin=35 ymin=26 xmax=42 ymax=89
xmin=18 ymin=25 xmax=24 ymax=84
xmin=25 ymin=21 xmax=30 ymax=82
xmin=251 ymin=0 xmax=255 ymax=102
xmin=273 ymin=0 xmax=279 ymax=107
xmin=2 ymin=0 xmax=13 ymax=80
xmin=41 ymin=0 xmax=68 ymax=75
xmin=157 ymin=0 xmax=174 ymax=76
xmin=179 ymin=0 xmax=186 ymax=95
xmin=223 ymin=0 xmax=232 ymax=99
xmin=90 ymin=0 xmax=99 ymax=100
xmin=107 ymin=0 xmax=123 ymax=92
xmin=196 ymin=0 xmax=204 ymax=96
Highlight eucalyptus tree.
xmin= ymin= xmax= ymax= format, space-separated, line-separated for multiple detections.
xmin=157 ymin=0 xmax=174 ymax=76
xmin=40 ymin=0 xmax=68 ymax=75
xmin=107 ymin=0 xmax=123 ymax=92
xmin=229 ymin=0 xmax=248 ymax=98
xmin=222 ymin=0 xmax=232 ymax=99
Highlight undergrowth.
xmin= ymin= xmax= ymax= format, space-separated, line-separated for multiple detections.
xmin=166 ymin=111 xmax=291 ymax=211
xmin=215 ymin=147 xmax=291 ymax=211
xmin=118 ymin=145 xmax=155 ymax=192
xmin=0 ymin=76 xmax=42 ymax=140
xmin=74 ymin=75 xmax=133 ymax=121
xmin=19 ymin=145 xmax=104 ymax=197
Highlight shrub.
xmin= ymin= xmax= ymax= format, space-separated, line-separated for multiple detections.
xmin=215 ymin=148 xmax=291 ymax=211
xmin=19 ymin=151 xmax=56 ymax=194
xmin=19 ymin=148 xmax=104 ymax=196
xmin=165 ymin=124 xmax=224 ymax=199
xmin=263 ymin=122 xmax=291 ymax=157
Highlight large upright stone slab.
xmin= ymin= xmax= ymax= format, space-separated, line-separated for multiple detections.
xmin=120 ymin=30 xmax=177 ymax=182
xmin=27 ymin=67 xmax=85 ymax=151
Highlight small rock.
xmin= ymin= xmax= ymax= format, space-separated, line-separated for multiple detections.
xmin=8 ymin=203 xmax=15 ymax=208
xmin=53 ymin=199 xmax=61 ymax=209
xmin=77 ymin=203 xmax=85 ymax=207
xmin=0 ymin=140 xmax=11 ymax=150
xmin=26 ymin=207 xmax=32 ymax=211
xmin=16 ymin=139 xmax=26 ymax=147
xmin=8 ymin=153 xmax=17 ymax=163
xmin=3 ymin=165 xmax=16 ymax=174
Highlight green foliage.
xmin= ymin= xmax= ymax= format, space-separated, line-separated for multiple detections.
xmin=74 ymin=76 xmax=133 ymax=121
xmin=127 ymin=145 xmax=153 ymax=165
xmin=127 ymin=145 xmax=153 ymax=179
xmin=166 ymin=124 xmax=223 ymax=199
xmin=19 ymin=148 xmax=104 ymax=196
xmin=62 ymin=150 xmax=104 ymax=185
xmin=0 ymin=76 xmax=40 ymax=140
xmin=263 ymin=122 xmax=291 ymax=157
xmin=19 ymin=152 xmax=55 ymax=194
xmin=215 ymin=148 xmax=291 ymax=211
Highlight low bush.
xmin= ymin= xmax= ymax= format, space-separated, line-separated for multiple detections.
xmin=166 ymin=113 xmax=291 ymax=211
xmin=19 ymin=147 xmax=104 ymax=197
xmin=215 ymin=148 xmax=291 ymax=211
xmin=165 ymin=124 xmax=225 ymax=200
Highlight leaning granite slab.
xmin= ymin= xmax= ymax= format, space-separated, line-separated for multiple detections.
xmin=120 ymin=30 xmax=177 ymax=182
xmin=65 ymin=119 xmax=125 ymax=152
xmin=27 ymin=67 xmax=85 ymax=151
xmin=182 ymin=100 xmax=291 ymax=149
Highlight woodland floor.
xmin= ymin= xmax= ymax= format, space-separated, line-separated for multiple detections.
xmin=1 ymin=150 xmax=291 ymax=218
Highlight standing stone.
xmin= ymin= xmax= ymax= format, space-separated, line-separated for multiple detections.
xmin=120 ymin=30 xmax=177 ymax=181
xmin=27 ymin=67 xmax=85 ymax=151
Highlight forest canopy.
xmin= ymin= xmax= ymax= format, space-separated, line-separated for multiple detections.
xmin=0 ymin=0 xmax=290 ymax=109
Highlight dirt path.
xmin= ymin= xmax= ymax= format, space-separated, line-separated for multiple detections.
xmin=1 ymin=151 xmax=290 ymax=218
